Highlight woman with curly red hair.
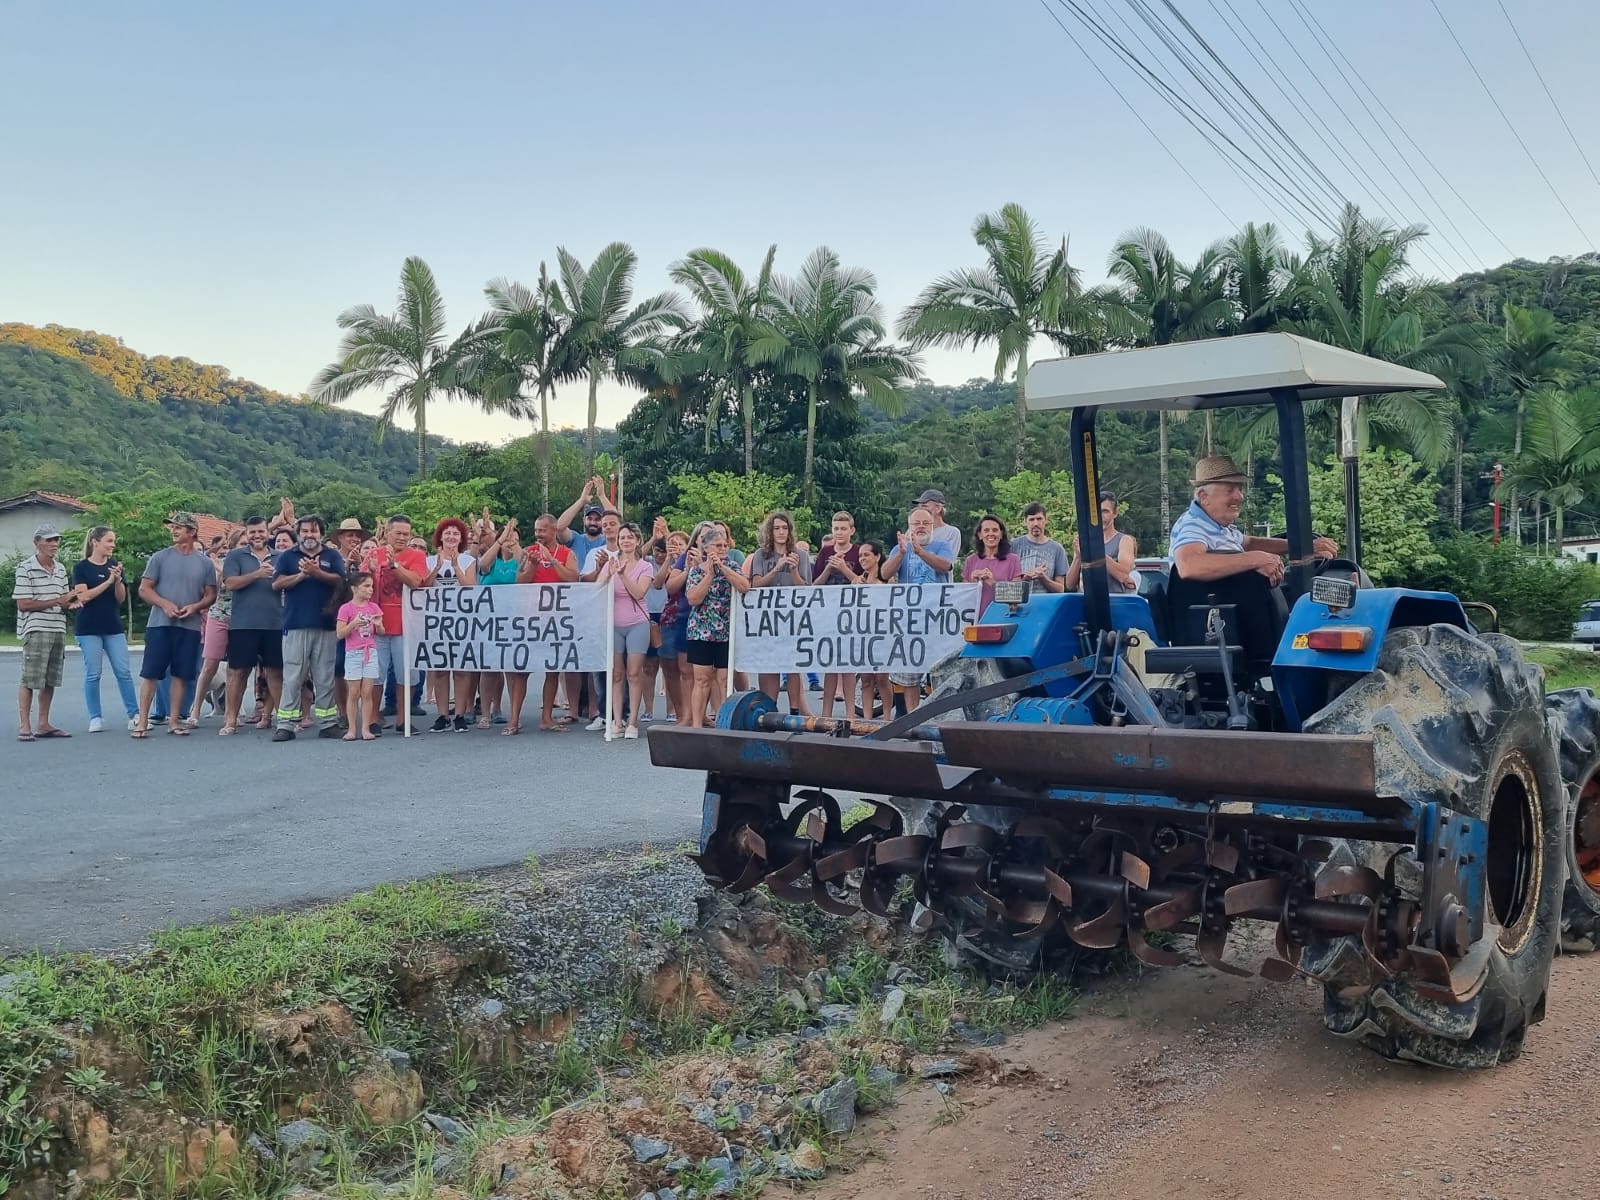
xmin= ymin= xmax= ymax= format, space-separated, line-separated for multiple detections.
xmin=425 ymin=517 xmax=477 ymax=732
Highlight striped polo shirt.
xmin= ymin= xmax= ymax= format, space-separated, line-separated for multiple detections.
xmin=1168 ymin=500 xmax=1246 ymax=554
xmin=13 ymin=554 xmax=70 ymax=637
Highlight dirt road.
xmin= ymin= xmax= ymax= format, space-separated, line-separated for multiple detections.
xmin=821 ymin=950 xmax=1599 ymax=1200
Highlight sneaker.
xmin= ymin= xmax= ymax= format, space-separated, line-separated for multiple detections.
xmin=369 ymin=723 xmax=383 ymax=738
xmin=624 ymin=726 xmax=639 ymax=740
xmin=380 ymin=704 xmax=398 ymax=717
xmin=492 ymin=713 xmax=508 ymax=725
xmin=453 ymin=715 xmax=471 ymax=732
xmin=200 ymin=698 xmax=216 ymax=720
xmin=430 ymin=716 xmax=451 ymax=733
xmin=585 ymin=716 xmax=608 ymax=732
xmin=88 ymin=717 xmax=104 ymax=733
xmin=410 ymin=704 xmax=428 ymax=717
xmin=317 ymin=725 xmax=344 ymax=739
xmin=807 ymin=674 xmax=822 ymax=691
xmin=272 ymin=728 xmax=296 ymax=742
xmin=640 ymin=712 xmax=654 ymax=723
xmin=127 ymin=716 xmax=140 ymax=732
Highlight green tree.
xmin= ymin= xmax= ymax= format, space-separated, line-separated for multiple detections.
xmin=1498 ymin=303 xmax=1571 ymax=543
xmin=662 ymin=470 xmax=813 ymax=548
xmin=1105 ymin=228 xmax=1232 ymax=529
xmin=1306 ymin=448 xmax=1443 ymax=584
xmin=899 ymin=203 xmax=1112 ymax=472
xmin=397 ymin=476 xmax=500 ymax=532
xmin=669 ymin=246 xmax=778 ymax=473
xmin=1221 ymin=221 xmax=1297 ymax=334
xmin=1282 ymin=206 xmax=1483 ymax=469
xmin=547 ymin=243 xmax=688 ymax=477
xmin=1496 ymin=389 xmax=1600 ymax=547
xmin=310 ymin=257 xmax=474 ymax=476
xmin=990 ymin=470 xmax=1077 ymax=531
xmin=755 ymin=248 xmax=920 ymax=507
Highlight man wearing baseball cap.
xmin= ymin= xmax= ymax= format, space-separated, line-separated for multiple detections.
xmin=555 ymin=476 xmax=611 ymax=565
xmin=13 ymin=524 xmax=77 ymax=740
xmin=1170 ymin=455 xmax=1338 ymax=587
xmin=913 ymin=488 xmax=961 ymax=573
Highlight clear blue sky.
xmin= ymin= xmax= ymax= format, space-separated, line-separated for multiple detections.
xmin=3 ymin=0 xmax=1597 ymax=445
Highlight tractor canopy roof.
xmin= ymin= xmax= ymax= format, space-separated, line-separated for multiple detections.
xmin=1026 ymin=333 xmax=1444 ymax=413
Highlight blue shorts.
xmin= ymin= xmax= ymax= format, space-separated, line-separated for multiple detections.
xmin=141 ymin=625 xmax=202 ymax=684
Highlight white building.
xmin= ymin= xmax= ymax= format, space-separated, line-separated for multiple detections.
xmin=0 ymin=491 xmax=93 ymax=561
xmin=1560 ymin=536 xmax=1600 ymax=565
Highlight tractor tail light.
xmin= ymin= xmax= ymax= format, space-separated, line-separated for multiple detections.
xmin=964 ymin=624 xmax=1016 ymax=644
xmin=1305 ymin=626 xmax=1372 ymax=652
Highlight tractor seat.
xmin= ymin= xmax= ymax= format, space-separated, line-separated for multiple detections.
xmin=1164 ymin=562 xmax=1286 ymax=665
xmin=1142 ymin=644 xmax=1246 ymax=677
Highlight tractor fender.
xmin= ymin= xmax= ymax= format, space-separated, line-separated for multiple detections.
xmin=1273 ymin=588 xmax=1469 ymax=729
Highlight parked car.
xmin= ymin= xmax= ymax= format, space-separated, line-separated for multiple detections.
xmin=1576 ymin=600 xmax=1600 ymax=645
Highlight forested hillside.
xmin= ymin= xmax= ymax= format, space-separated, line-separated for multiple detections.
xmin=0 ymin=324 xmax=443 ymax=508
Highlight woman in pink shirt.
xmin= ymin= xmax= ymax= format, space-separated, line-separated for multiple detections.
xmin=962 ymin=514 xmax=1023 ymax=615
xmin=597 ymin=522 xmax=656 ymax=740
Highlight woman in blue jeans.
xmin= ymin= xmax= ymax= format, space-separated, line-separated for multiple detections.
xmin=71 ymin=526 xmax=138 ymax=732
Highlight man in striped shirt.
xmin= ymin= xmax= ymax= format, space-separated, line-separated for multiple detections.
xmin=13 ymin=524 xmax=77 ymax=740
xmin=1170 ymin=456 xmax=1338 ymax=587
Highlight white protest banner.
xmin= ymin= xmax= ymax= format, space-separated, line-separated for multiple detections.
xmin=732 ymin=583 xmax=982 ymax=674
xmin=402 ymin=582 xmax=611 ymax=674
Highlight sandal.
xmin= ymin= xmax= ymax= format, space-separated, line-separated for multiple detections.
xmin=167 ymin=724 xmax=189 ymax=737
xmin=219 ymin=724 xmax=239 ymax=736
xmin=16 ymin=732 xmax=34 ymax=742
xmin=342 ymin=732 xmax=357 ymax=741
xmin=130 ymin=727 xmax=148 ymax=739
xmin=501 ymin=724 xmax=522 ymax=736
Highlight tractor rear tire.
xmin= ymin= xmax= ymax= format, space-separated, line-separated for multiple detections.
xmin=1546 ymin=687 xmax=1600 ymax=951
xmin=1299 ymin=624 xmax=1564 ymax=1069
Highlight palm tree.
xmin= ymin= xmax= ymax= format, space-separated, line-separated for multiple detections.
xmin=669 ymin=246 xmax=777 ymax=473
xmin=1105 ymin=229 xmax=1233 ymax=530
xmin=753 ymin=247 xmax=921 ymax=506
xmin=1497 ymin=389 xmax=1600 ymax=547
xmin=1220 ymin=221 xmax=1296 ymax=334
xmin=546 ymin=243 xmax=689 ymax=477
xmin=1284 ymin=240 xmax=1482 ymax=465
xmin=1499 ymin=303 xmax=1569 ymax=542
xmin=311 ymin=256 xmax=470 ymax=476
xmin=899 ymin=203 xmax=1113 ymax=472
xmin=461 ymin=265 xmax=577 ymax=512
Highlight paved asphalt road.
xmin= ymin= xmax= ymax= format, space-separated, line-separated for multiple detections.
xmin=1 ymin=652 xmax=705 ymax=953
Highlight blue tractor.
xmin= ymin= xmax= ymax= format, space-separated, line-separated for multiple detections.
xmin=649 ymin=333 xmax=1600 ymax=1068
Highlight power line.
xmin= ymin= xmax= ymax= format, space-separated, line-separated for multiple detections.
xmin=1284 ymin=0 xmax=1516 ymax=262
xmin=1153 ymin=0 xmax=1355 ymax=227
xmin=1116 ymin=0 xmax=1342 ymax=231
xmin=1280 ymin=0 xmax=1482 ymax=272
xmin=1242 ymin=0 xmax=1463 ymax=279
xmin=1491 ymin=0 xmax=1600 ymax=194
xmin=1427 ymin=0 xmax=1596 ymax=252
xmin=1203 ymin=0 xmax=1445 ymax=263
xmin=1086 ymin=0 xmax=1300 ymax=232
xmin=1031 ymin=0 xmax=1236 ymax=226
xmin=1049 ymin=0 xmax=1331 ymax=234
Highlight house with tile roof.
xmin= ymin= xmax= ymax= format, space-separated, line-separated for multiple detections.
xmin=0 ymin=491 xmax=240 ymax=560
xmin=0 ymin=491 xmax=95 ymax=559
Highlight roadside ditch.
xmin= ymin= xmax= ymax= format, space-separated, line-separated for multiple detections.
xmin=0 ymin=842 xmax=1091 ymax=1199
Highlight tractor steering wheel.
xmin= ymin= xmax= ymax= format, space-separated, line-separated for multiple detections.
xmin=1310 ymin=556 xmax=1373 ymax=589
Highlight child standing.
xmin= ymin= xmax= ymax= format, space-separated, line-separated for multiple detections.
xmin=335 ymin=572 xmax=385 ymax=741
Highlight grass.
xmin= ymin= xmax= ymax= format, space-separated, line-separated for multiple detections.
xmin=1528 ymin=645 xmax=1600 ymax=691
xmin=0 ymin=877 xmax=486 ymax=1175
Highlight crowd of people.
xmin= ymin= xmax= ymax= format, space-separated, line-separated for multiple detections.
xmin=18 ymin=459 xmax=1340 ymax=746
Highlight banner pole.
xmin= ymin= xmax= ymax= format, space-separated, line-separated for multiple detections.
xmin=604 ymin=574 xmax=615 ymax=742
xmin=402 ymin=584 xmax=412 ymax=738
xmin=727 ymin=589 xmax=738 ymax=699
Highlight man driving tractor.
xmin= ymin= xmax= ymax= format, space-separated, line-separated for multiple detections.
xmin=1170 ymin=454 xmax=1340 ymax=585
